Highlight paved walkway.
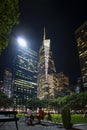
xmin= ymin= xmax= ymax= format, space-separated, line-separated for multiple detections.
xmin=0 ymin=121 xmax=87 ymax=130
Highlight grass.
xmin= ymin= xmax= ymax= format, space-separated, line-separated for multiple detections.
xmin=17 ymin=112 xmax=87 ymax=124
xmin=17 ymin=113 xmax=25 ymax=117
xmin=50 ymin=114 xmax=87 ymax=124
xmin=71 ymin=114 xmax=87 ymax=124
xmin=51 ymin=114 xmax=62 ymax=123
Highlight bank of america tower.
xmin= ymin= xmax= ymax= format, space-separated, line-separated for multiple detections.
xmin=37 ymin=28 xmax=57 ymax=99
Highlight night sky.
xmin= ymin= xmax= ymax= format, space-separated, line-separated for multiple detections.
xmin=0 ymin=0 xmax=87 ymax=84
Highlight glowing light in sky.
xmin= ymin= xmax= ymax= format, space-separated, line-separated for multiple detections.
xmin=17 ymin=37 xmax=27 ymax=48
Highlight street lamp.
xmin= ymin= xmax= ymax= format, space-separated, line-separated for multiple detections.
xmin=17 ymin=37 xmax=27 ymax=48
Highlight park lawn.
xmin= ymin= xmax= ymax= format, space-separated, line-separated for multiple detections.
xmin=71 ymin=114 xmax=87 ymax=124
xmin=17 ymin=113 xmax=87 ymax=124
xmin=17 ymin=113 xmax=25 ymax=117
xmin=51 ymin=114 xmax=87 ymax=124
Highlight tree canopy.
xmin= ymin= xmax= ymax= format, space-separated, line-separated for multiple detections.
xmin=26 ymin=91 xmax=87 ymax=111
xmin=0 ymin=0 xmax=20 ymax=54
xmin=0 ymin=91 xmax=13 ymax=108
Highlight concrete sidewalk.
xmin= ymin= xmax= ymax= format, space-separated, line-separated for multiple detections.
xmin=0 ymin=121 xmax=87 ymax=130
xmin=73 ymin=123 xmax=87 ymax=130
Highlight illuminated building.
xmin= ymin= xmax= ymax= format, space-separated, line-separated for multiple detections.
xmin=3 ymin=69 xmax=12 ymax=98
xmin=37 ymin=28 xmax=56 ymax=99
xmin=13 ymin=47 xmax=38 ymax=108
xmin=75 ymin=21 xmax=87 ymax=89
xmin=57 ymin=72 xmax=69 ymax=90
xmin=54 ymin=72 xmax=69 ymax=97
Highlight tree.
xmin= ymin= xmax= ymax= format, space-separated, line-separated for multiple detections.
xmin=0 ymin=92 xmax=13 ymax=108
xmin=0 ymin=0 xmax=20 ymax=54
xmin=27 ymin=98 xmax=41 ymax=110
xmin=47 ymin=91 xmax=87 ymax=111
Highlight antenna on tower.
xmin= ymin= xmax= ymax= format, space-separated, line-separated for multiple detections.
xmin=43 ymin=27 xmax=46 ymax=40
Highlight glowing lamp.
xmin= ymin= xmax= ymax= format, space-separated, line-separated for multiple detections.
xmin=17 ymin=37 xmax=27 ymax=48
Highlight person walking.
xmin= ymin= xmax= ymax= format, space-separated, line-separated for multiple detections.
xmin=37 ymin=107 xmax=45 ymax=124
xmin=27 ymin=107 xmax=34 ymax=125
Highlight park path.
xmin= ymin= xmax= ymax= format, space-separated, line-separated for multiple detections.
xmin=0 ymin=120 xmax=87 ymax=130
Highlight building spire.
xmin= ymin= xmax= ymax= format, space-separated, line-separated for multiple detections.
xmin=43 ymin=27 xmax=46 ymax=40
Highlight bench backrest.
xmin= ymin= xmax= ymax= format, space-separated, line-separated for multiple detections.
xmin=0 ymin=111 xmax=17 ymax=116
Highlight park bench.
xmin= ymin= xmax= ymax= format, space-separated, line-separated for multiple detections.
xmin=0 ymin=111 xmax=19 ymax=130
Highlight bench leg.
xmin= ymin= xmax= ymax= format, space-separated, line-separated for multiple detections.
xmin=15 ymin=121 xmax=18 ymax=130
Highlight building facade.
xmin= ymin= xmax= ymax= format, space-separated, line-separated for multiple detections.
xmin=37 ymin=29 xmax=57 ymax=99
xmin=13 ymin=47 xmax=38 ymax=108
xmin=0 ymin=80 xmax=3 ymax=92
xmin=54 ymin=72 xmax=69 ymax=97
xmin=75 ymin=21 xmax=87 ymax=89
xmin=3 ymin=69 xmax=12 ymax=98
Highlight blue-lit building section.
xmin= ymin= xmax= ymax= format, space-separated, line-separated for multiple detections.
xmin=13 ymin=47 xmax=38 ymax=108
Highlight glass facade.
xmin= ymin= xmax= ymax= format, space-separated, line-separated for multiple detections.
xmin=75 ymin=21 xmax=87 ymax=89
xmin=13 ymin=47 xmax=38 ymax=108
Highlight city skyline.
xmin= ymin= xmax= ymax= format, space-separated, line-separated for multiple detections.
xmin=0 ymin=0 xmax=87 ymax=85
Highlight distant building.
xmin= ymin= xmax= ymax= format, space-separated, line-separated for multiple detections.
xmin=75 ymin=77 xmax=82 ymax=92
xmin=0 ymin=80 xmax=3 ymax=92
xmin=75 ymin=21 xmax=87 ymax=90
xmin=3 ymin=69 xmax=12 ymax=98
xmin=37 ymin=28 xmax=57 ymax=99
xmin=12 ymin=47 xmax=38 ymax=108
xmin=54 ymin=72 xmax=69 ymax=97
xmin=57 ymin=72 xmax=69 ymax=90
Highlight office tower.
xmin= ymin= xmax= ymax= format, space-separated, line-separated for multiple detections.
xmin=75 ymin=21 xmax=87 ymax=90
xmin=3 ymin=69 xmax=12 ymax=98
xmin=37 ymin=28 xmax=56 ymax=99
xmin=13 ymin=47 xmax=38 ymax=108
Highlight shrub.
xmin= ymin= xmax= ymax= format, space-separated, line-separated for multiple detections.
xmin=61 ymin=106 xmax=72 ymax=129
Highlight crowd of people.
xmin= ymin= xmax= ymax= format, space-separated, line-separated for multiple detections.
xmin=26 ymin=107 xmax=45 ymax=125
xmin=26 ymin=107 xmax=52 ymax=125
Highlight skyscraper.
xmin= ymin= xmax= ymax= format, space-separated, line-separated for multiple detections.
xmin=13 ymin=47 xmax=38 ymax=108
xmin=37 ymin=28 xmax=56 ymax=99
xmin=75 ymin=21 xmax=87 ymax=89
